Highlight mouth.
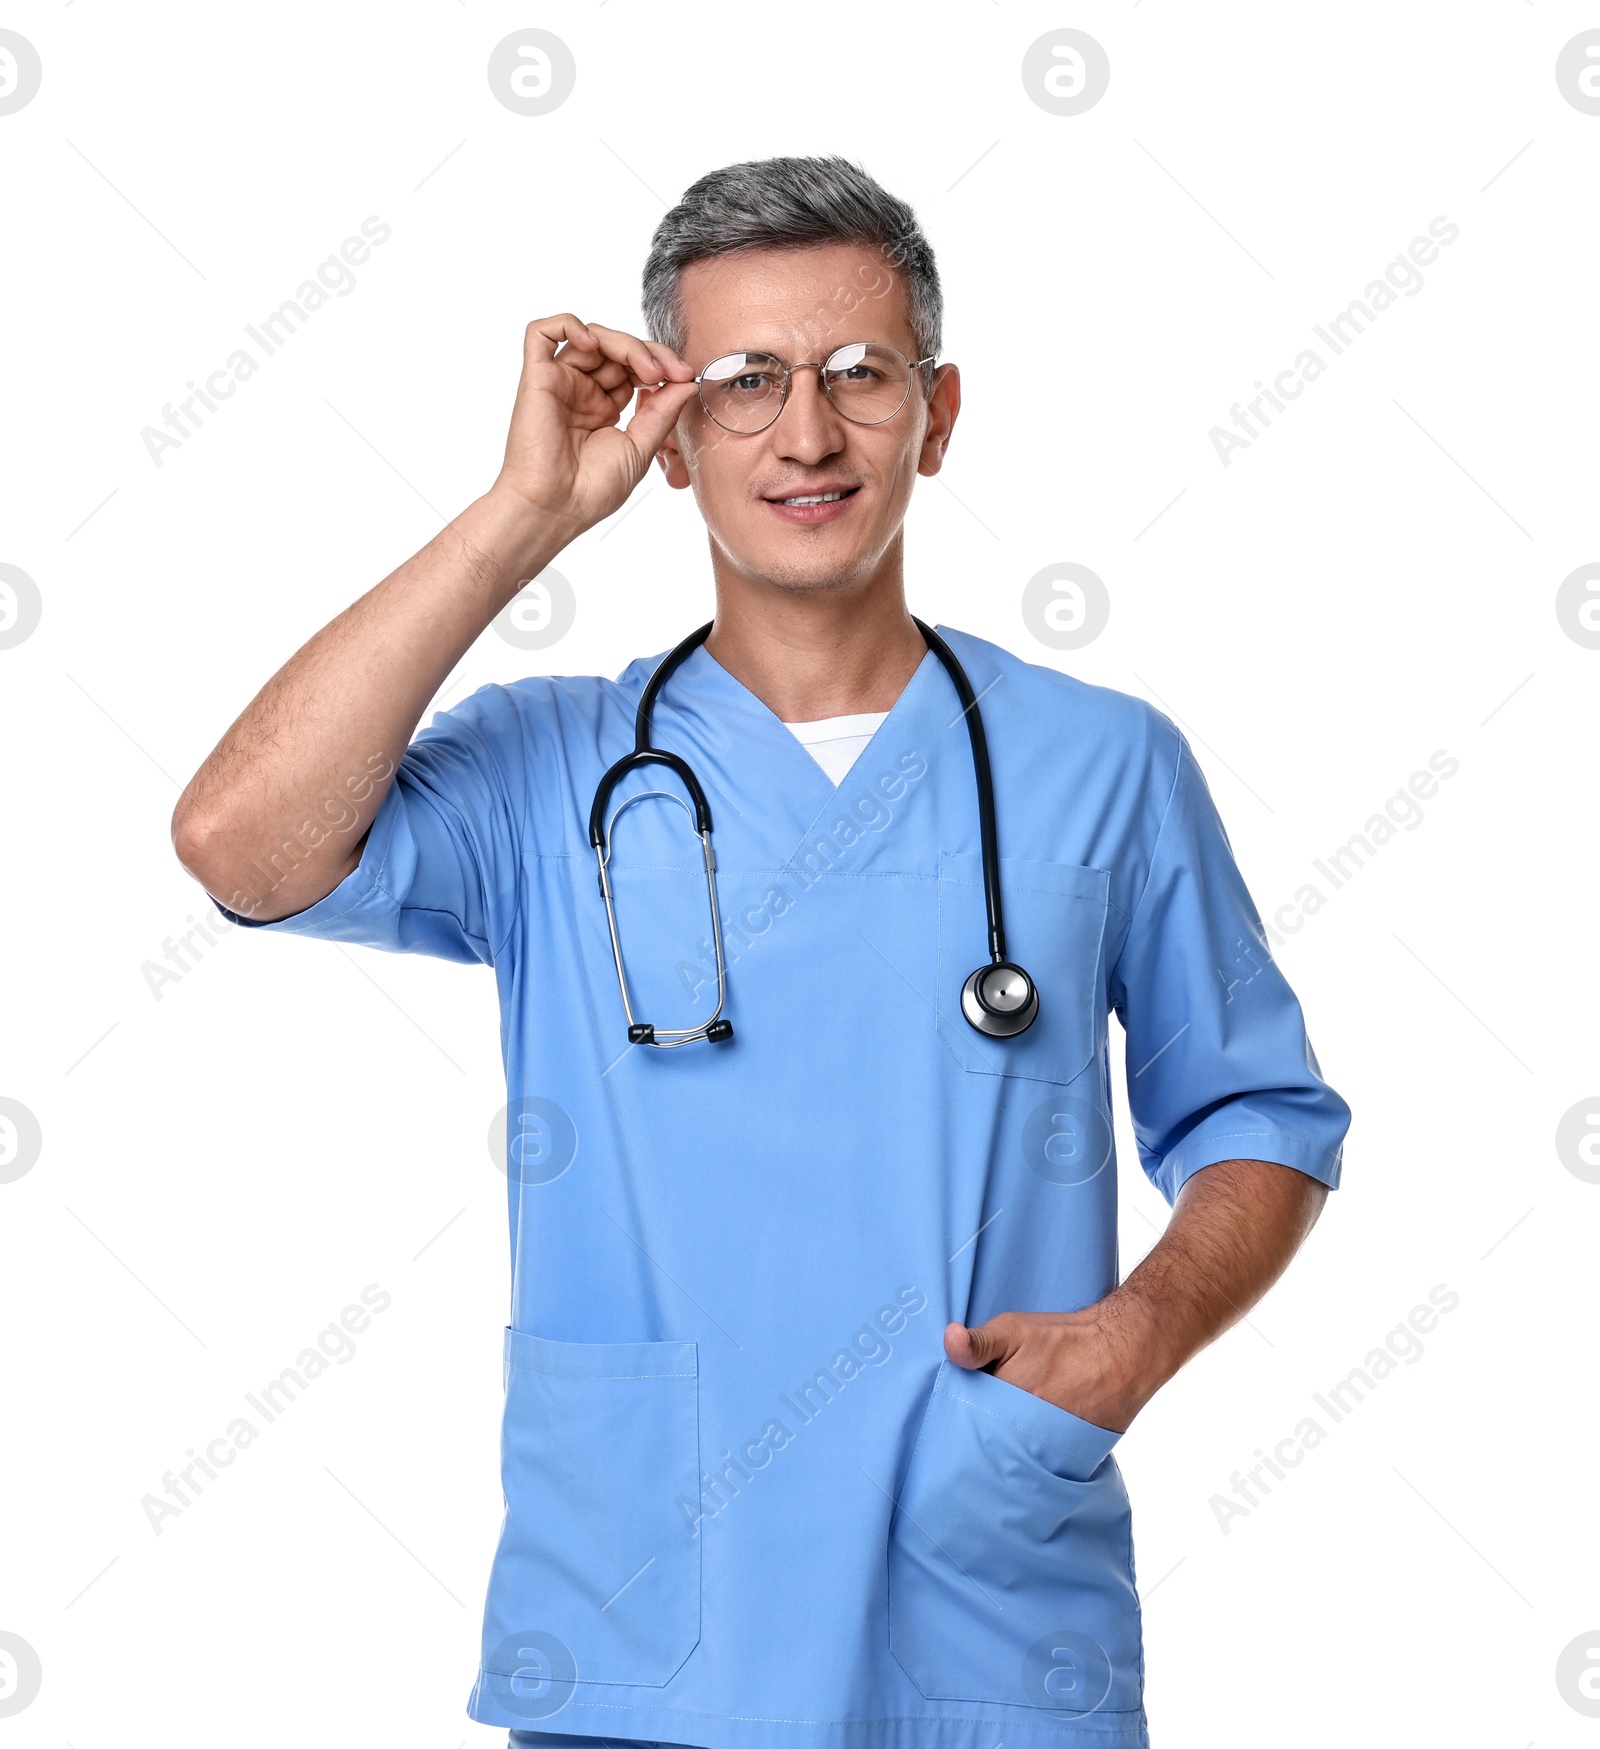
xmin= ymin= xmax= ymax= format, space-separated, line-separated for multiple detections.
xmin=763 ymin=485 xmax=861 ymax=525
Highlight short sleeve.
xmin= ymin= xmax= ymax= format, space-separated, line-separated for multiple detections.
xmin=212 ymin=684 xmax=526 ymax=966
xmin=1108 ymin=722 xmax=1351 ymax=1204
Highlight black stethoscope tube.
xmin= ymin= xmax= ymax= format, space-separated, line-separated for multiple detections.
xmin=909 ymin=616 xmax=1008 ymax=968
xmin=588 ymin=622 xmax=716 ymax=847
xmin=589 ymin=618 xmax=1037 ymax=1047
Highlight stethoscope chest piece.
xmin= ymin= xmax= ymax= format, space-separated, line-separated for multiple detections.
xmin=961 ymin=961 xmax=1039 ymax=1038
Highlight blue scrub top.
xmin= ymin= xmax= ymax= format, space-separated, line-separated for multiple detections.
xmin=219 ymin=626 xmax=1350 ymax=1749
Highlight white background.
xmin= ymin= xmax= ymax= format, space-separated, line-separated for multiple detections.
xmin=2 ymin=2 xmax=1596 ymax=1744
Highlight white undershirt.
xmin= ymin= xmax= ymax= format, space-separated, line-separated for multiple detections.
xmin=782 ymin=711 xmax=890 ymax=786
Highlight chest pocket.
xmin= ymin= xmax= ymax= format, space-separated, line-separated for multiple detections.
xmin=936 ymin=852 xmax=1110 ymax=1087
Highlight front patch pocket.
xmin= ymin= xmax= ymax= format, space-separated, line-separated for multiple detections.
xmin=888 ymin=1360 xmax=1142 ymax=1714
xmin=936 ymin=852 xmax=1110 ymax=1086
xmin=481 ymin=1329 xmax=700 ymax=1688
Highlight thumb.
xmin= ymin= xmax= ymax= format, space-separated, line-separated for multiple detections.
xmin=943 ymin=1315 xmax=1018 ymax=1372
xmin=621 ymin=379 xmax=700 ymax=470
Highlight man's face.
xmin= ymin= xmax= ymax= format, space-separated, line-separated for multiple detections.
xmin=656 ymin=243 xmax=959 ymax=595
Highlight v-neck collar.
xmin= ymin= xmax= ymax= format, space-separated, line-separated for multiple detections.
xmin=694 ymin=637 xmax=939 ymax=799
xmin=631 ymin=622 xmax=991 ymax=872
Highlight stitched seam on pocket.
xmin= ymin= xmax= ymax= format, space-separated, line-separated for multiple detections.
xmin=936 ymin=854 xmax=1109 ymax=1086
xmin=507 ymin=1369 xmax=696 ymax=1380
xmin=492 ymin=1353 xmax=702 ymax=1687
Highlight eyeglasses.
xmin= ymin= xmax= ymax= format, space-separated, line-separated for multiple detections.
xmin=694 ymin=341 xmax=935 ymax=435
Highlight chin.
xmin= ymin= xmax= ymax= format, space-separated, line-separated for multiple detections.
xmin=762 ymin=563 xmax=863 ymax=598
xmin=709 ymin=521 xmax=875 ymax=595
xmin=754 ymin=555 xmax=874 ymax=595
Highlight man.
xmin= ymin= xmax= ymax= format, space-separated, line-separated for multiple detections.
xmin=173 ymin=155 xmax=1350 ymax=1748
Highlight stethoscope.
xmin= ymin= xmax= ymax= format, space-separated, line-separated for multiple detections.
xmin=588 ymin=619 xmax=1038 ymax=1049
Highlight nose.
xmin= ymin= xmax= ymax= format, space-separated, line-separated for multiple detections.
xmin=772 ymin=362 xmax=847 ymax=460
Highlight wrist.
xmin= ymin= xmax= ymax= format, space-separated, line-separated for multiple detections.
xmin=468 ymin=483 xmax=581 ymax=603
xmin=1090 ymin=1289 xmax=1181 ymax=1421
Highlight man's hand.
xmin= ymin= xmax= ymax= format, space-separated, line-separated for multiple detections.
xmin=491 ymin=313 xmax=701 ymax=540
xmin=173 ymin=313 xmax=702 ymax=921
xmin=944 ymin=1157 xmax=1330 ymax=1435
xmin=944 ymin=1306 xmax=1146 ymax=1433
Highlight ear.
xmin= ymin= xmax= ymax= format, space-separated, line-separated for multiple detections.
xmin=656 ymin=420 xmax=693 ymax=490
xmin=916 ymin=362 xmax=961 ymax=478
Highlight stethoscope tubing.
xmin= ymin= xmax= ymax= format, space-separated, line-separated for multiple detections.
xmin=908 ymin=616 xmax=1009 ymax=969
xmin=591 ymin=617 xmax=1024 ymax=1047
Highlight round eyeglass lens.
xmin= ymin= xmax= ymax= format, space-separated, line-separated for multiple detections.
xmin=821 ymin=343 xmax=914 ymax=424
xmin=699 ymin=352 xmax=786 ymax=433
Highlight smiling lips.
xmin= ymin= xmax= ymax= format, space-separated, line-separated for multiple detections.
xmin=763 ymin=484 xmax=861 ymax=524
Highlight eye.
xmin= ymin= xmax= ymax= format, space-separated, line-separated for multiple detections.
xmin=702 ymin=352 xmax=784 ymax=401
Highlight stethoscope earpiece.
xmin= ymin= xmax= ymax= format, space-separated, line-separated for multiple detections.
xmin=961 ymin=961 xmax=1039 ymax=1038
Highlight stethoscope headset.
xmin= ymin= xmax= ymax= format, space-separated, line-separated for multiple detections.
xmin=588 ymin=618 xmax=1038 ymax=1050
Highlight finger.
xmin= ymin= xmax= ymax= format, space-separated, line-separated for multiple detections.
xmin=649 ymin=344 xmax=696 ymax=382
xmin=524 ymin=313 xmax=600 ymax=366
xmin=590 ymin=357 xmax=633 ymax=394
xmin=620 ymin=378 xmax=701 ymax=464
xmin=946 ymin=1315 xmax=1016 ymax=1372
xmin=592 ymin=360 xmax=651 ymax=413
xmin=584 ymin=321 xmax=694 ymax=387
xmin=942 ymin=1321 xmax=978 ymax=1368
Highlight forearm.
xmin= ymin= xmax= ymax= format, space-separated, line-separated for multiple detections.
xmin=947 ymin=1156 xmax=1329 ymax=1432
xmin=172 ymin=310 xmax=702 ymax=920
xmin=172 ymin=487 xmax=568 ymax=920
xmin=1096 ymin=1156 xmax=1329 ymax=1421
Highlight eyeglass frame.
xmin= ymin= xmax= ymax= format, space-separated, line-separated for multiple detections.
xmin=691 ymin=340 xmax=938 ymax=434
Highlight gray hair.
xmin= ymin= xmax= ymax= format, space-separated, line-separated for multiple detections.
xmin=641 ymin=155 xmax=942 ymax=396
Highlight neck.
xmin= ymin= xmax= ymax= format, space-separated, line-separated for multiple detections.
xmin=702 ymin=561 xmax=929 ymax=724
